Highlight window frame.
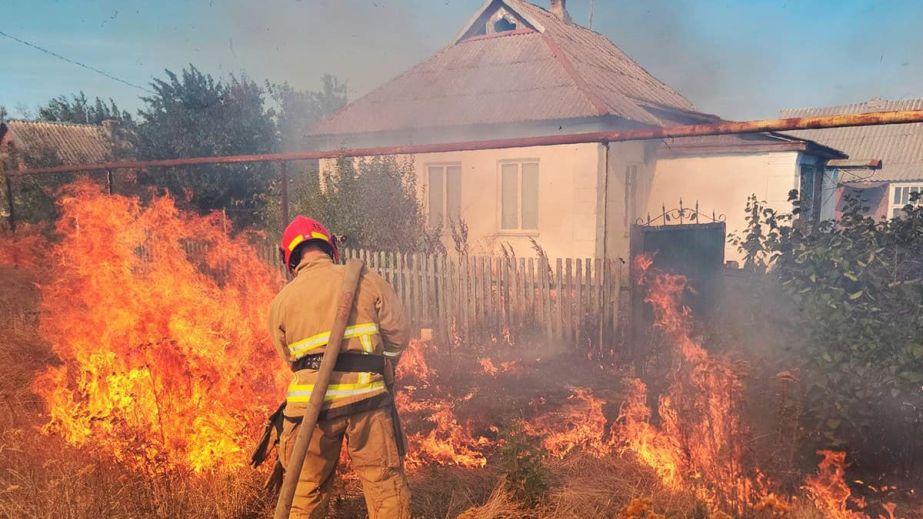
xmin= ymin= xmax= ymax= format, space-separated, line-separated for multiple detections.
xmin=424 ymin=162 xmax=462 ymax=230
xmin=496 ymin=158 xmax=540 ymax=235
xmin=799 ymin=163 xmax=824 ymax=222
xmin=889 ymin=183 xmax=923 ymax=219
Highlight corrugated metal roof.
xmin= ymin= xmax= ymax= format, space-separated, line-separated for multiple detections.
xmin=310 ymin=0 xmax=701 ymax=137
xmin=2 ymin=120 xmax=114 ymax=165
xmin=515 ymin=0 xmax=695 ymax=116
xmin=782 ymin=98 xmax=923 ymax=182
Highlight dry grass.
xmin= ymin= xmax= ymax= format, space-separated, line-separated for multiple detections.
xmin=0 ymin=266 xmax=270 ymax=518
xmin=3 ymin=264 xmax=921 ymax=518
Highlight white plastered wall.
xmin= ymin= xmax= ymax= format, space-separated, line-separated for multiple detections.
xmin=319 ymin=142 xmax=605 ymax=259
xmin=647 ymin=151 xmax=803 ymax=263
xmin=601 ymin=141 xmax=652 ymax=261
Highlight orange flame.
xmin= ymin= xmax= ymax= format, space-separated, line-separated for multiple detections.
xmin=524 ymin=388 xmax=611 ymax=458
xmin=479 ymin=357 xmax=499 ymax=376
xmin=803 ymin=450 xmax=865 ymax=518
xmin=396 ymin=340 xmax=489 ymax=468
xmin=31 ymin=181 xmax=285 ymax=472
xmin=617 ymin=254 xmax=763 ymax=510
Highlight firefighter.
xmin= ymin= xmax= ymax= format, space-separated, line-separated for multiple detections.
xmin=268 ymin=216 xmax=412 ymax=519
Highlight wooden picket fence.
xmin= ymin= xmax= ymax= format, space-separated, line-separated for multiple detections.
xmin=341 ymin=248 xmax=623 ymax=354
xmin=138 ymin=240 xmax=624 ymax=354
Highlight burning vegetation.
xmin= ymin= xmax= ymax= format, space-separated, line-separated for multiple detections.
xmin=0 ymin=181 xmax=920 ymax=518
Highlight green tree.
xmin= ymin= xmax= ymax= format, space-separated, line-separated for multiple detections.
xmin=291 ymin=156 xmax=442 ymax=254
xmin=133 ymin=66 xmax=279 ymax=228
xmin=269 ymin=75 xmax=346 ymax=151
xmin=37 ymin=91 xmax=133 ymax=125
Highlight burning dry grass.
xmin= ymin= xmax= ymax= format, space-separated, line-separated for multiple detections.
xmin=1 ymin=183 xmax=921 ymax=518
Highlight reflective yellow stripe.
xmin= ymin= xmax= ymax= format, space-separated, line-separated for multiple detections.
xmin=288 ymin=323 xmax=379 ymax=358
xmin=287 ymin=234 xmax=305 ymax=252
xmin=310 ymin=231 xmax=330 ymax=242
xmin=360 ymin=334 xmax=373 ymax=353
xmin=359 ymin=333 xmax=373 ymax=385
xmin=286 ymin=381 xmax=385 ymax=403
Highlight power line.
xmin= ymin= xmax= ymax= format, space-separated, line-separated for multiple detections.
xmin=0 ymin=29 xmax=155 ymax=94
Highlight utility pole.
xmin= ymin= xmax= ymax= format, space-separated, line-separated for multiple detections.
xmin=588 ymin=0 xmax=594 ymax=29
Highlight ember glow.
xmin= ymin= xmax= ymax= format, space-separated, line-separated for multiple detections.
xmin=395 ymin=341 xmax=490 ymax=469
xmin=524 ymin=388 xmax=611 ymax=459
xmin=32 ymin=181 xmax=285 ymax=472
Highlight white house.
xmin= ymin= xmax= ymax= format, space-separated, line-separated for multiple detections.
xmin=307 ymin=0 xmax=844 ymax=263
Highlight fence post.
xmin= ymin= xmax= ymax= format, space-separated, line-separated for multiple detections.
xmin=459 ymin=254 xmax=477 ymax=337
xmin=514 ymin=258 xmax=523 ymax=330
xmin=527 ymin=258 xmax=535 ymax=329
xmin=596 ymin=259 xmax=609 ymax=358
xmin=575 ymin=259 xmax=584 ymax=350
xmin=500 ymin=257 xmax=509 ymax=341
xmin=426 ymin=253 xmax=436 ymax=329
xmin=540 ymin=258 xmax=552 ymax=342
xmin=481 ymin=257 xmax=491 ymax=337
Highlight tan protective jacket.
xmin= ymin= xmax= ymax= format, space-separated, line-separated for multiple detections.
xmin=267 ymin=254 xmax=409 ymax=417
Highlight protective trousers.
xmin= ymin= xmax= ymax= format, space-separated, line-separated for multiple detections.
xmin=279 ymin=406 xmax=411 ymax=519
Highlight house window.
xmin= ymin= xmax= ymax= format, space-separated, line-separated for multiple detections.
xmin=799 ymin=164 xmax=821 ymax=221
xmin=427 ymin=164 xmax=461 ymax=228
xmin=890 ymin=184 xmax=923 ymax=219
xmin=500 ymin=160 xmax=538 ymax=231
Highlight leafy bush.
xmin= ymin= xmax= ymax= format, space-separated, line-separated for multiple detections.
xmin=733 ymin=192 xmax=923 ymax=476
xmin=292 ymin=155 xmax=444 ymax=254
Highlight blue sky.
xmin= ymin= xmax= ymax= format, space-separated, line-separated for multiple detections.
xmin=3 ymin=0 xmax=923 ymax=121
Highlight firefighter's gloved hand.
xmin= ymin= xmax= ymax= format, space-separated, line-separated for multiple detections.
xmin=383 ymin=358 xmax=396 ymax=389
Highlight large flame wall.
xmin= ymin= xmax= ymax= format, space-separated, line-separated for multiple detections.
xmin=32 ymin=182 xmax=286 ymax=472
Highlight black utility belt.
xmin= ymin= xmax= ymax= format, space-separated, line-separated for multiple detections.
xmin=292 ymin=353 xmax=385 ymax=374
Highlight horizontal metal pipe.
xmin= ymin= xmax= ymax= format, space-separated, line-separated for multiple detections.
xmin=8 ymin=109 xmax=923 ymax=177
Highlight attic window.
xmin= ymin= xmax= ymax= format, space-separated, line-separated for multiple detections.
xmin=494 ymin=17 xmax=517 ymax=32
xmin=488 ymin=9 xmax=519 ymax=34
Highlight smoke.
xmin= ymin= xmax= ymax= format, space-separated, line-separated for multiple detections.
xmin=212 ymin=0 xmax=441 ymax=101
xmin=586 ymin=0 xmax=923 ymax=119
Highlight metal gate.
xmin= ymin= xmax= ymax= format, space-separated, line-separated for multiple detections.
xmin=628 ymin=203 xmax=726 ymax=362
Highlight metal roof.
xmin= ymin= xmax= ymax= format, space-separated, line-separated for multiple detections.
xmin=782 ymin=98 xmax=923 ymax=183
xmin=1 ymin=120 xmax=115 ymax=165
xmin=310 ymin=0 xmax=702 ymax=138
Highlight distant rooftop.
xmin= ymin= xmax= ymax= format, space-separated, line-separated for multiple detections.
xmin=0 ymin=120 xmax=117 ymax=166
xmin=782 ymin=98 xmax=923 ymax=183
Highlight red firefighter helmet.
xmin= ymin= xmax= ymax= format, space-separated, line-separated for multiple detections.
xmin=279 ymin=215 xmax=340 ymax=268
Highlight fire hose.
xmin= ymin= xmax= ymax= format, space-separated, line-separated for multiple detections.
xmin=273 ymin=258 xmax=364 ymax=519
